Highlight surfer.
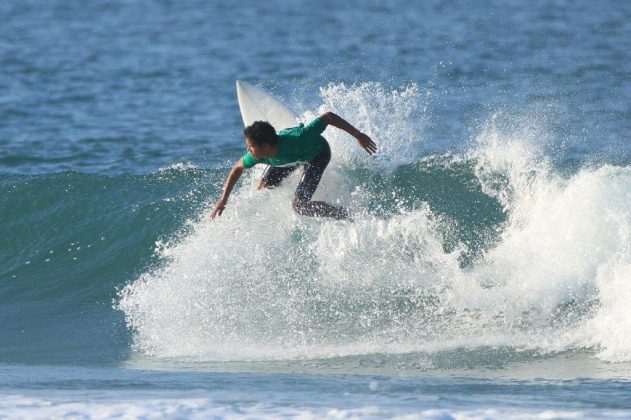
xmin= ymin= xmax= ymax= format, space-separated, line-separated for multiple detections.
xmin=210 ymin=112 xmax=377 ymax=220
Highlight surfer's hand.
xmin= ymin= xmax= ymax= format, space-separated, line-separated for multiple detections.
xmin=210 ymin=200 xmax=226 ymax=219
xmin=356 ymin=132 xmax=377 ymax=155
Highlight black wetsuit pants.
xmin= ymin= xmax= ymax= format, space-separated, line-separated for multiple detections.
xmin=260 ymin=140 xmax=347 ymax=219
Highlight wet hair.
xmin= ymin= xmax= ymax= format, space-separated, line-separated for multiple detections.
xmin=243 ymin=121 xmax=279 ymax=146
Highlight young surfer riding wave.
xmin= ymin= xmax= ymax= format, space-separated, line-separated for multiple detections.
xmin=210 ymin=112 xmax=377 ymax=220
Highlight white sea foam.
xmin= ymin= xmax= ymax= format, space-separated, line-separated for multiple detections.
xmin=454 ymin=115 xmax=631 ymax=361
xmin=1 ymin=395 xmax=627 ymax=419
xmin=118 ymin=84 xmax=631 ymax=363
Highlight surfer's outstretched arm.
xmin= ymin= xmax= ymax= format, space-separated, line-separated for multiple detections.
xmin=320 ymin=112 xmax=377 ymax=155
xmin=210 ymin=159 xmax=245 ymax=219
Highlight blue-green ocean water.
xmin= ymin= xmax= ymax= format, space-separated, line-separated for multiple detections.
xmin=2 ymin=0 xmax=631 ymax=417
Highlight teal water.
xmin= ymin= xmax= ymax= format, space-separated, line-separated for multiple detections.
xmin=2 ymin=0 xmax=631 ymax=417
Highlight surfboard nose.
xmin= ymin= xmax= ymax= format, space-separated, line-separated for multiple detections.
xmin=235 ymin=79 xmax=298 ymax=129
xmin=236 ymin=80 xmax=251 ymax=93
xmin=236 ymin=80 xmax=252 ymax=102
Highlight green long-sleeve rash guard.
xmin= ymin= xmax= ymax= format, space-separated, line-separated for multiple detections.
xmin=241 ymin=117 xmax=327 ymax=168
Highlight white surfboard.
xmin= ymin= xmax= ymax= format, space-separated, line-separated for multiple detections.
xmin=236 ymin=80 xmax=299 ymax=130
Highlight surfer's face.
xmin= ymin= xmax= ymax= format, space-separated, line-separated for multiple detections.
xmin=246 ymin=137 xmax=273 ymax=159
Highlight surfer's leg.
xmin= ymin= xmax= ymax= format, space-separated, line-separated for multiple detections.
xmin=293 ymin=141 xmax=349 ymax=220
xmin=259 ymin=165 xmax=298 ymax=189
xmin=293 ymin=199 xmax=349 ymax=219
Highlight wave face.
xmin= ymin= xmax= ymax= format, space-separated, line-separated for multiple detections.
xmin=114 ymin=84 xmax=631 ymax=365
xmin=0 ymin=167 xmax=216 ymax=363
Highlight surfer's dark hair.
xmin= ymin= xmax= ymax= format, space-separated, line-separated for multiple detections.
xmin=244 ymin=121 xmax=279 ymax=146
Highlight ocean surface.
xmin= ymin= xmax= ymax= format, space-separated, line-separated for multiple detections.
xmin=2 ymin=0 xmax=631 ymax=417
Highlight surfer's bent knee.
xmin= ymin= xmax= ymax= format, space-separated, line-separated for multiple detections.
xmin=292 ymin=197 xmax=309 ymax=214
